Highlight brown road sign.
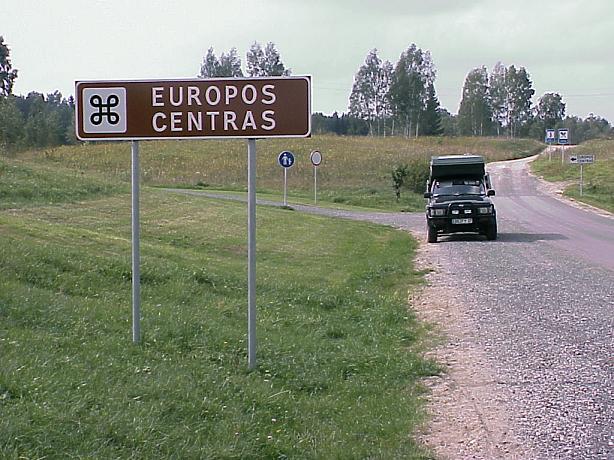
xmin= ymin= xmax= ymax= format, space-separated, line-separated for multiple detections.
xmin=75 ymin=76 xmax=311 ymax=140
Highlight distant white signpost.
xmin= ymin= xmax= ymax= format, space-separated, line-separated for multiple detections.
xmin=310 ymin=150 xmax=322 ymax=204
xmin=278 ymin=151 xmax=295 ymax=206
xmin=568 ymin=154 xmax=595 ymax=196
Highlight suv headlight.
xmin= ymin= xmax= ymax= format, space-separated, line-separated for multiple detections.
xmin=430 ymin=208 xmax=446 ymax=216
xmin=477 ymin=206 xmax=492 ymax=214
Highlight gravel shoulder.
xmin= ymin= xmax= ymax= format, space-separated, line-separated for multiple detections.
xmin=412 ymin=243 xmax=535 ymax=460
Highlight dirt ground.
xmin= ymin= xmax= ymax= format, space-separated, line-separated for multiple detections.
xmin=411 ymin=243 xmax=535 ymax=460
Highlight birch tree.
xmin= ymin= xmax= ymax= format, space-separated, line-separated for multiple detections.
xmin=458 ymin=67 xmax=492 ymax=136
xmin=388 ymin=44 xmax=435 ymax=138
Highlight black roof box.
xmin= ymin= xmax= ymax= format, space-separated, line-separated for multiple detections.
xmin=430 ymin=154 xmax=485 ymax=179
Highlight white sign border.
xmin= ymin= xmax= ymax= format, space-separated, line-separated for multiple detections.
xmin=75 ymin=76 xmax=312 ymax=141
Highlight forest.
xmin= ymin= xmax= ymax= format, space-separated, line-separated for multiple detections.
xmin=0 ymin=36 xmax=612 ymax=154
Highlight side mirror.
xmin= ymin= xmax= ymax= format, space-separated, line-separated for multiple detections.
xmin=485 ymin=173 xmax=492 ymax=190
xmin=424 ymin=192 xmax=432 ymax=198
xmin=487 ymin=189 xmax=496 ymax=197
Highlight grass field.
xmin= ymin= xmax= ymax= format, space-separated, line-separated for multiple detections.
xmin=23 ymin=135 xmax=543 ymax=211
xmin=0 ymin=155 xmax=437 ymax=458
xmin=531 ymin=139 xmax=614 ymax=213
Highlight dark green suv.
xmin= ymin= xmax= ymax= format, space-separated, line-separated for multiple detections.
xmin=424 ymin=155 xmax=497 ymax=243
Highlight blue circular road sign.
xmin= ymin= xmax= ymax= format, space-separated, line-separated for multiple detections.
xmin=278 ymin=151 xmax=295 ymax=168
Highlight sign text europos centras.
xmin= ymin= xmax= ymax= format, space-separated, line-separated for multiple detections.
xmin=75 ymin=77 xmax=311 ymax=140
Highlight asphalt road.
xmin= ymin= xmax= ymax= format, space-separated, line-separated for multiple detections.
xmin=489 ymin=156 xmax=614 ymax=271
xmin=168 ymin=156 xmax=613 ymax=458
xmin=425 ymin=156 xmax=613 ymax=459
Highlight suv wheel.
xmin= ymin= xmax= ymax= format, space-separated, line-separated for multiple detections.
xmin=486 ymin=222 xmax=497 ymax=241
xmin=427 ymin=225 xmax=438 ymax=243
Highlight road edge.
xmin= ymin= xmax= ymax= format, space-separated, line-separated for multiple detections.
xmin=525 ymin=151 xmax=614 ymax=220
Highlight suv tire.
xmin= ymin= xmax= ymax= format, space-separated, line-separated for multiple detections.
xmin=427 ymin=225 xmax=438 ymax=243
xmin=485 ymin=222 xmax=497 ymax=241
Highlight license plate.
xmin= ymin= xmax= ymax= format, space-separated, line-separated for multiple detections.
xmin=452 ymin=218 xmax=472 ymax=224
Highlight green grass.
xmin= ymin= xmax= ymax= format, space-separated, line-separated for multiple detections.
xmin=25 ymin=135 xmax=542 ymax=211
xmin=0 ymin=158 xmax=125 ymax=209
xmin=531 ymin=139 xmax=614 ymax=213
xmin=0 ymin=159 xmax=437 ymax=458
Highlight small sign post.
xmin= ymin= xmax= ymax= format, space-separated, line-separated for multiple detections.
xmin=310 ymin=150 xmax=322 ymax=204
xmin=558 ymin=128 xmax=570 ymax=164
xmin=545 ymin=129 xmax=556 ymax=161
xmin=76 ymin=77 xmax=311 ymax=369
xmin=568 ymin=154 xmax=595 ymax=196
xmin=131 ymin=140 xmax=141 ymax=343
xmin=278 ymin=151 xmax=295 ymax=206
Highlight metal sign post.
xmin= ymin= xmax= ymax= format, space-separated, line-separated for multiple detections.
xmin=314 ymin=166 xmax=317 ymax=204
xmin=131 ymin=140 xmax=141 ymax=343
xmin=569 ymin=154 xmax=595 ymax=197
xmin=284 ymin=168 xmax=288 ymax=206
xmin=545 ymin=129 xmax=556 ymax=144
xmin=558 ymin=129 xmax=569 ymax=164
xmin=310 ymin=150 xmax=322 ymax=204
xmin=247 ymin=139 xmax=257 ymax=370
xmin=76 ymin=76 xmax=311 ymax=369
xmin=278 ymin=151 xmax=295 ymax=206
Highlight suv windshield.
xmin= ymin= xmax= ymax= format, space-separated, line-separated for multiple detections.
xmin=433 ymin=179 xmax=484 ymax=196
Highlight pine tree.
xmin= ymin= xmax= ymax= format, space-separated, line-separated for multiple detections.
xmin=421 ymin=83 xmax=443 ymax=135
xmin=198 ymin=47 xmax=220 ymax=78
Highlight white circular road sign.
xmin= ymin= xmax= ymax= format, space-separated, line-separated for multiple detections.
xmin=310 ymin=150 xmax=322 ymax=166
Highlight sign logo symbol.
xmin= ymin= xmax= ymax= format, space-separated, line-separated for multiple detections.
xmin=82 ymin=87 xmax=127 ymax=134
xmin=89 ymin=94 xmax=121 ymax=126
xmin=278 ymin=151 xmax=295 ymax=168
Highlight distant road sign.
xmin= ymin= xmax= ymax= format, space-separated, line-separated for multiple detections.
xmin=557 ymin=128 xmax=569 ymax=145
xmin=569 ymin=154 xmax=595 ymax=164
xmin=75 ymin=77 xmax=311 ymax=140
xmin=545 ymin=129 xmax=556 ymax=143
xmin=310 ymin=150 xmax=322 ymax=166
xmin=278 ymin=151 xmax=295 ymax=168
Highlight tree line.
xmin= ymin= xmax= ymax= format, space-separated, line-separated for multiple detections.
xmin=1 ymin=35 xmax=612 ymax=154
xmin=347 ymin=46 xmax=443 ymax=137
xmin=338 ymin=45 xmax=612 ymax=142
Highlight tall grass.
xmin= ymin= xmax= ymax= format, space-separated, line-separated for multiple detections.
xmin=0 ymin=158 xmax=125 ymax=209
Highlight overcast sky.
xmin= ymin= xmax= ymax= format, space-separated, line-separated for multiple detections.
xmin=2 ymin=0 xmax=613 ymax=121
